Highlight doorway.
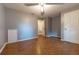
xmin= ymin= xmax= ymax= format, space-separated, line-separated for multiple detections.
xmin=45 ymin=16 xmax=61 ymax=38
xmin=38 ymin=19 xmax=45 ymax=36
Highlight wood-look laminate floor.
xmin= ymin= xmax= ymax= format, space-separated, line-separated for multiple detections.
xmin=1 ymin=35 xmax=79 ymax=55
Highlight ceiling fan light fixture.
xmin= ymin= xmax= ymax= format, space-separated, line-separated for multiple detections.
xmin=24 ymin=3 xmax=38 ymax=6
xmin=40 ymin=5 xmax=44 ymax=13
xmin=39 ymin=3 xmax=45 ymax=15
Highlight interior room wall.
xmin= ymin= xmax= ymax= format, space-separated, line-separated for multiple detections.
xmin=45 ymin=17 xmax=52 ymax=36
xmin=5 ymin=8 xmax=38 ymax=41
xmin=61 ymin=13 xmax=64 ymax=39
xmin=52 ymin=15 xmax=61 ymax=37
xmin=0 ymin=4 xmax=6 ymax=49
xmin=46 ymin=15 xmax=61 ymax=37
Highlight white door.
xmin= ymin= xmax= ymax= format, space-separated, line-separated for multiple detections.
xmin=38 ymin=20 xmax=45 ymax=35
xmin=63 ymin=10 xmax=79 ymax=44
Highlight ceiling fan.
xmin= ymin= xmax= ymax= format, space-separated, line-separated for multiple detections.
xmin=24 ymin=3 xmax=63 ymax=13
xmin=24 ymin=3 xmax=64 ymax=20
xmin=24 ymin=3 xmax=64 ymax=6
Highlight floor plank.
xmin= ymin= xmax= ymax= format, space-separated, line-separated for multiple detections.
xmin=1 ymin=36 xmax=79 ymax=55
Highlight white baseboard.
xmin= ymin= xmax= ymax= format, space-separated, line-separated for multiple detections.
xmin=47 ymin=34 xmax=60 ymax=38
xmin=0 ymin=37 xmax=37 ymax=53
xmin=61 ymin=39 xmax=79 ymax=44
xmin=61 ymin=39 xmax=64 ymax=41
xmin=0 ymin=42 xmax=7 ymax=54
xmin=18 ymin=37 xmax=37 ymax=42
xmin=7 ymin=36 xmax=37 ymax=44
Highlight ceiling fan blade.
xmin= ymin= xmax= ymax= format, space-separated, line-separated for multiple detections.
xmin=24 ymin=3 xmax=38 ymax=6
xmin=46 ymin=3 xmax=64 ymax=5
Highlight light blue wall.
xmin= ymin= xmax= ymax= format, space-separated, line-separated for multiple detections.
xmin=18 ymin=23 xmax=37 ymax=40
xmin=6 ymin=8 xmax=37 ymax=40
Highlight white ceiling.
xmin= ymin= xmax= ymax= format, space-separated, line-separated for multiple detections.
xmin=3 ymin=3 xmax=79 ymax=17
